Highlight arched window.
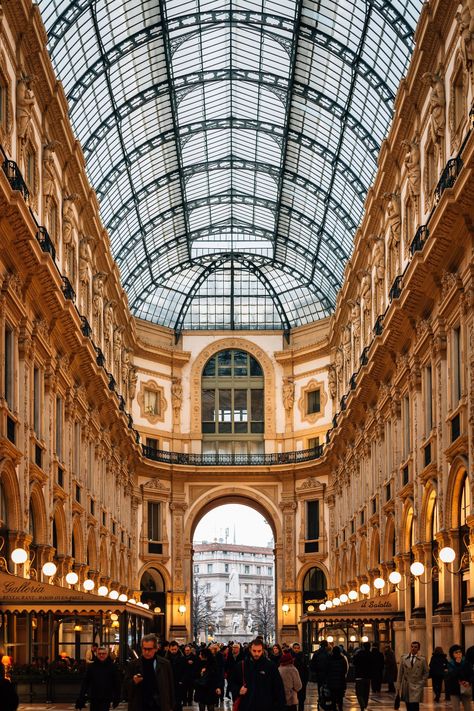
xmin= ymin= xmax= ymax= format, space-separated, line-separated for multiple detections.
xmin=303 ymin=567 xmax=327 ymax=598
xmin=201 ymin=350 xmax=264 ymax=455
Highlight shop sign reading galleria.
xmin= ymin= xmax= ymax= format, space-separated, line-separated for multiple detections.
xmin=0 ymin=570 xmax=94 ymax=602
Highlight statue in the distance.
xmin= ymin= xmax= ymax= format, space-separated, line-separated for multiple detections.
xmin=228 ymin=566 xmax=240 ymax=599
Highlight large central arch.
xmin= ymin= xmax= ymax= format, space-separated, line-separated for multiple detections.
xmin=184 ymin=485 xmax=284 ymax=640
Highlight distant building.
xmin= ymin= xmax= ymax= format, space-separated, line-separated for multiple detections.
xmin=193 ymin=541 xmax=275 ymax=619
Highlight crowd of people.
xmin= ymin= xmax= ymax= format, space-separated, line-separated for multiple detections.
xmin=76 ymin=636 xmax=307 ymax=711
xmin=5 ymin=635 xmax=474 ymax=711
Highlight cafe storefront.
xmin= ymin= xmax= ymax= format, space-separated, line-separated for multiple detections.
xmin=302 ymin=592 xmax=399 ymax=656
xmin=0 ymin=571 xmax=155 ymax=701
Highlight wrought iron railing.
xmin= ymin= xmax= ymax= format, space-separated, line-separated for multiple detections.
xmin=373 ymin=314 xmax=384 ymax=336
xmin=36 ymin=226 xmax=56 ymax=261
xmin=61 ymin=276 xmax=76 ymax=301
xmin=410 ymin=224 xmax=429 ymax=255
xmin=434 ymin=156 xmax=463 ymax=205
xmin=0 ymin=146 xmax=29 ymax=200
xmin=80 ymin=316 xmax=92 ymax=338
xmin=142 ymin=444 xmax=324 ymax=466
xmin=389 ymin=275 xmax=402 ymax=302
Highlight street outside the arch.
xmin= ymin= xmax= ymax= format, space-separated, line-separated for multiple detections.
xmin=17 ymin=683 xmax=449 ymax=710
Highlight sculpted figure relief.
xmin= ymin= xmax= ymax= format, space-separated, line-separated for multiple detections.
xmin=42 ymin=142 xmax=56 ymax=202
xmin=423 ymin=71 xmax=446 ymax=145
xmin=92 ymin=273 xmax=106 ymax=313
xmin=457 ymin=1 xmax=474 ymax=72
xmin=401 ymin=137 xmax=420 ymax=200
xmin=282 ymin=377 xmax=295 ymax=412
xmin=171 ymin=377 xmax=183 ymax=415
xmin=79 ymin=236 xmax=92 ymax=283
xmin=372 ymin=237 xmax=385 ymax=283
xmin=62 ymin=194 xmax=76 ymax=245
xmin=16 ymin=77 xmax=35 ymax=142
xmin=129 ymin=367 xmax=138 ymax=401
xmin=349 ymin=300 xmax=361 ymax=341
xmin=328 ymin=364 xmax=336 ymax=399
xmin=113 ymin=327 xmax=123 ymax=363
xmin=104 ymin=301 xmax=114 ymax=341
xmin=359 ymin=270 xmax=372 ymax=313
xmin=384 ymin=192 xmax=401 ymax=246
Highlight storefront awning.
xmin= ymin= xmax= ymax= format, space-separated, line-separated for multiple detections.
xmin=0 ymin=571 xmax=153 ymax=619
xmin=302 ymin=592 xmax=398 ymax=623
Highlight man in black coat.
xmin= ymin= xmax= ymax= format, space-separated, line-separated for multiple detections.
xmin=370 ymin=643 xmax=385 ymax=693
xmin=310 ymin=640 xmax=330 ymax=689
xmin=165 ymin=641 xmax=187 ymax=711
xmin=229 ymin=638 xmax=285 ymax=711
xmin=353 ymin=642 xmax=372 ymax=711
xmin=76 ymin=647 xmax=121 ymax=711
xmin=124 ymin=634 xmax=175 ymax=711
xmin=291 ymin=642 xmax=309 ymax=711
xmin=181 ymin=644 xmax=197 ymax=706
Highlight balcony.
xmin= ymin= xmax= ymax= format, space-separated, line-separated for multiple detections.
xmin=360 ymin=347 xmax=369 ymax=366
xmin=389 ymin=275 xmax=402 ymax=302
xmin=373 ymin=314 xmax=384 ymax=337
xmin=36 ymin=226 xmax=56 ymax=261
xmin=410 ymin=225 xmax=429 ymax=255
xmin=142 ymin=444 xmax=324 ymax=466
xmin=61 ymin=276 xmax=76 ymax=302
xmin=1 ymin=146 xmax=29 ymax=200
xmin=80 ymin=316 xmax=92 ymax=338
xmin=434 ymin=156 xmax=463 ymax=204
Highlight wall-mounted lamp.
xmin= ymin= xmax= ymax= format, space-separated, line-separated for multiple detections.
xmin=282 ymin=603 xmax=290 ymax=615
xmin=98 ymin=585 xmax=109 ymax=597
xmin=1 ymin=654 xmax=12 ymax=679
xmin=73 ymin=623 xmax=83 ymax=632
xmin=326 ymin=635 xmax=334 ymax=643
xmin=348 ymin=590 xmax=358 ymax=600
xmin=66 ymin=571 xmax=79 ymax=586
xmin=83 ymin=578 xmax=95 ymax=591
xmin=178 ymin=604 xmax=187 ymax=615
xmin=0 ymin=540 xmax=37 ymax=579
xmin=42 ymin=561 xmax=57 ymax=579
xmin=359 ymin=583 xmax=370 ymax=596
xmin=307 ymin=605 xmax=315 ymax=612
xmin=118 ymin=593 xmax=128 ymax=602
xmin=339 ymin=593 xmax=349 ymax=604
xmin=361 ymin=635 xmax=369 ymax=643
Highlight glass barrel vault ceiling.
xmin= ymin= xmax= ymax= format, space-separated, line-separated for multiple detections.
xmin=37 ymin=0 xmax=424 ymax=332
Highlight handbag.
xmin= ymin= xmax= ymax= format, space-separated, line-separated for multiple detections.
xmin=394 ymin=693 xmax=401 ymax=709
xmin=233 ymin=661 xmax=245 ymax=711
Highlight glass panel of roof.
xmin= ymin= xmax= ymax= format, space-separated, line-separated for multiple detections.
xmin=36 ymin=0 xmax=424 ymax=330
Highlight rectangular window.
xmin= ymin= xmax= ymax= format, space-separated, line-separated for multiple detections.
xmin=202 ymin=390 xmax=216 ymax=433
xmin=308 ymin=437 xmax=320 ymax=450
xmin=4 ymin=326 xmax=13 ymax=409
xmin=194 ymin=564 xmax=199 ymax=573
xmin=33 ymin=367 xmax=41 ymax=436
xmin=403 ymin=396 xmax=410 ymax=458
xmin=267 ymin=566 xmax=272 ymax=575
xmin=256 ymin=566 xmax=261 ymax=575
xmin=307 ymin=389 xmax=321 ymax=414
xmin=55 ymin=396 xmax=63 ymax=458
xmin=244 ymin=565 xmax=250 ymax=574
xmin=225 ymin=583 xmax=229 ymax=592
xmin=207 ymin=563 xmax=213 ymax=573
xmin=453 ymin=326 xmax=462 ymax=405
xmin=74 ymin=422 xmax=81 ymax=478
xmin=250 ymin=389 xmax=264 ymax=433
xmin=224 ymin=563 xmax=229 ymax=572
xmin=144 ymin=389 xmax=160 ymax=416
xmin=425 ymin=365 xmax=433 ymax=435
xmin=146 ymin=437 xmax=159 ymax=453
xmin=306 ymin=500 xmax=320 ymax=552
xmin=147 ymin=502 xmax=161 ymax=542
xmin=206 ymin=583 xmax=211 ymax=593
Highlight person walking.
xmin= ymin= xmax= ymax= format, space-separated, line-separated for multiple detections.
xmin=309 ymin=640 xmax=330 ymax=691
xmin=182 ymin=644 xmax=197 ymax=706
xmin=270 ymin=644 xmax=283 ymax=666
xmin=166 ymin=640 xmax=187 ymax=711
xmin=224 ymin=642 xmax=244 ymax=699
xmin=229 ymin=637 xmax=286 ymax=711
xmin=429 ymin=647 xmax=448 ymax=703
xmin=445 ymin=645 xmax=473 ymax=711
xmin=353 ymin=641 xmax=372 ymax=711
xmin=397 ymin=641 xmax=429 ymax=711
xmin=193 ymin=647 xmax=222 ymax=711
xmin=291 ymin=642 xmax=309 ymax=711
xmin=278 ymin=651 xmax=302 ymax=711
xmin=326 ymin=645 xmax=347 ymax=711
xmin=384 ymin=645 xmax=398 ymax=693
xmin=76 ymin=646 xmax=121 ymax=711
xmin=370 ymin=643 xmax=385 ymax=693
xmin=124 ymin=633 xmax=175 ymax=711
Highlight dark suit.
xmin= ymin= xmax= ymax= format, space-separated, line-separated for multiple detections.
xmin=124 ymin=655 xmax=175 ymax=711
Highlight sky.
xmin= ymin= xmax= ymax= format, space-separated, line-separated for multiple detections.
xmin=193 ymin=504 xmax=274 ymax=547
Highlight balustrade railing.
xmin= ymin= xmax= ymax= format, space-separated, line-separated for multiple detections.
xmin=142 ymin=444 xmax=324 ymax=466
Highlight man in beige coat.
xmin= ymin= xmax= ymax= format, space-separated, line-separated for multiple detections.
xmin=397 ymin=641 xmax=429 ymax=711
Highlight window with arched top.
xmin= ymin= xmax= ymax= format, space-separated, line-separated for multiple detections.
xmin=201 ymin=349 xmax=264 ymax=456
xmin=303 ymin=567 xmax=327 ymax=610
xmin=0 ymin=480 xmax=7 ymax=529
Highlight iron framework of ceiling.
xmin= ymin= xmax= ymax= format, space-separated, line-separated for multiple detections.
xmin=37 ymin=0 xmax=423 ymax=333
